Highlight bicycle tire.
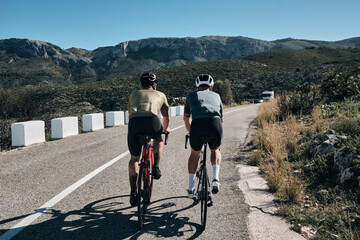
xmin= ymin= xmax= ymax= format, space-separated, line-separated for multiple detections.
xmin=148 ymin=154 xmax=154 ymax=201
xmin=200 ymin=166 xmax=208 ymax=230
xmin=137 ymin=164 xmax=146 ymax=228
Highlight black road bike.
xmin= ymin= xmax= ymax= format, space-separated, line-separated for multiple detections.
xmin=185 ymin=133 xmax=213 ymax=231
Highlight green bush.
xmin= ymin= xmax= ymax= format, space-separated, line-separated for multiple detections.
xmin=331 ymin=118 xmax=360 ymax=135
xmin=278 ymin=82 xmax=321 ymax=119
xmin=321 ymin=70 xmax=360 ymax=102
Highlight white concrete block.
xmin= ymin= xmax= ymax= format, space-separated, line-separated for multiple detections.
xmin=82 ymin=113 xmax=104 ymax=132
xmin=106 ymin=111 xmax=124 ymax=126
xmin=125 ymin=111 xmax=129 ymax=124
xmin=11 ymin=120 xmax=45 ymax=147
xmin=51 ymin=117 xmax=78 ymax=139
xmin=169 ymin=106 xmax=177 ymax=117
xmin=176 ymin=106 xmax=184 ymax=116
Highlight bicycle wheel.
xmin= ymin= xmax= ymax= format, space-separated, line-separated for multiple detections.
xmin=200 ymin=167 xmax=208 ymax=230
xmin=148 ymin=154 xmax=154 ymax=201
xmin=137 ymin=164 xmax=147 ymax=228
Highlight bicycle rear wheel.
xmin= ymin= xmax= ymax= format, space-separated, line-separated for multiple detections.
xmin=148 ymin=155 xmax=154 ymax=201
xmin=137 ymin=164 xmax=148 ymax=228
xmin=200 ymin=167 xmax=208 ymax=230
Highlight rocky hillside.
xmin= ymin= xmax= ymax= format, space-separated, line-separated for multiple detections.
xmin=1 ymin=36 xmax=360 ymax=88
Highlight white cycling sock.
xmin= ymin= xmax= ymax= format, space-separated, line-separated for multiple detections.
xmin=188 ymin=173 xmax=196 ymax=191
xmin=212 ymin=164 xmax=220 ymax=181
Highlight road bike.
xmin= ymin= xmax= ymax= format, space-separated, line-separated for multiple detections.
xmin=135 ymin=131 xmax=168 ymax=228
xmin=185 ymin=133 xmax=213 ymax=231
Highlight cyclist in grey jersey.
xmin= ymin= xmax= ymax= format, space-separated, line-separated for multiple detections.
xmin=183 ymin=74 xmax=223 ymax=197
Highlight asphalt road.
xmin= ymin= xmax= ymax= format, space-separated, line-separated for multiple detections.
xmin=0 ymin=104 xmax=258 ymax=240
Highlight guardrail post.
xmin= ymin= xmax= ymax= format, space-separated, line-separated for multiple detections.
xmin=11 ymin=120 xmax=45 ymax=146
xmin=82 ymin=113 xmax=104 ymax=132
xmin=51 ymin=117 xmax=78 ymax=139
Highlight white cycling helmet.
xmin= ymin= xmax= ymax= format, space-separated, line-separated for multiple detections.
xmin=195 ymin=74 xmax=214 ymax=87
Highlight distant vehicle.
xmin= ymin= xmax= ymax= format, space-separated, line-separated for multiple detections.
xmin=262 ymin=91 xmax=274 ymax=101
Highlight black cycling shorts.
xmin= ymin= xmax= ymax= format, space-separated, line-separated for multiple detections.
xmin=190 ymin=117 xmax=223 ymax=151
xmin=127 ymin=115 xmax=163 ymax=156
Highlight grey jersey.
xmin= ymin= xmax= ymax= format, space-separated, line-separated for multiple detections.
xmin=184 ymin=90 xmax=223 ymax=120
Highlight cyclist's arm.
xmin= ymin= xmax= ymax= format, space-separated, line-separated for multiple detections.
xmin=221 ymin=117 xmax=224 ymax=123
xmin=162 ymin=116 xmax=170 ymax=133
xmin=183 ymin=114 xmax=191 ymax=132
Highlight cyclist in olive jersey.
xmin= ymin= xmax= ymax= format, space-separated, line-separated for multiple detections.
xmin=127 ymin=72 xmax=170 ymax=206
xmin=183 ymin=74 xmax=223 ymax=198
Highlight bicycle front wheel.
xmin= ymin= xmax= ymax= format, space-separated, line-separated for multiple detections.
xmin=200 ymin=167 xmax=208 ymax=230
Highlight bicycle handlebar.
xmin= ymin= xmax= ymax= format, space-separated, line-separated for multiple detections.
xmin=185 ymin=133 xmax=190 ymax=149
xmin=162 ymin=131 xmax=169 ymax=145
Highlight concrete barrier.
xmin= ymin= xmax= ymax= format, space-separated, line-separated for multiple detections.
xmin=11 ymin=120 xmax=45 ymax=146
xmin=82 ymin=113 xmax=104 ymax=132
xmin=125 ymin=111 xmax=129 ymax=124
xmin=51 ymin=117 xmax=78 ymax=139
xmin=176 ymin=106 xmax=184 ymax=116
xmin=106 ymin=111 xmax=124 ymax=127
xmin=169 ymin=106 xmax=177 ymax=117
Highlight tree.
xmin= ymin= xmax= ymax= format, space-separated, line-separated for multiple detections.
xmin=213 ymin=79 xmax=233 ymax=105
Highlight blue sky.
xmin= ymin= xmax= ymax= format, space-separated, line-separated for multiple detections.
xmin=1 ymin=0 xmax=359 ymax=50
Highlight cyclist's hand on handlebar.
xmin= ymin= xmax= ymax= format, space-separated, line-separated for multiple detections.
xmin=164 ymin=128 xmax=171 ymax=134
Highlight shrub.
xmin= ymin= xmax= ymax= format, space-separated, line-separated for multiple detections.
xmin=321 ymin=70 xmax=360 ymax=102
xmin=331 ymin=118 xmax=360 ymax=135
xmin=278 ymin=83 xmax=321 ymax=119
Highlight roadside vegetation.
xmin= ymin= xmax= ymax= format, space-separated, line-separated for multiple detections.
xmin=249 ymin=69 xmax=360 ymax=239
xmin=1 ymin=47 xmax=359 ymax=152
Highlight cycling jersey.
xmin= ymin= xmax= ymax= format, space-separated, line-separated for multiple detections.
xmin=184 ymin=89 xmax=223 ymax=150
xmin=128 ymin=89 xmax=169 ymax=118
xmin=184 ymin=90 xmax=223 ymax=119
xmin=127 ymin=89 xmax=169 ymax=156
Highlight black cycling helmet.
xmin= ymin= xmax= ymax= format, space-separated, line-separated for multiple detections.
xmin=195 ymin=74 xmax=214 ymax=87
xmin=140 ymin=72 xmax=157 ymax=84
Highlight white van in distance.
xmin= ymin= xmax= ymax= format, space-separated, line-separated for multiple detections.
xmin=262 ymin=91 xmax=274 ymax=101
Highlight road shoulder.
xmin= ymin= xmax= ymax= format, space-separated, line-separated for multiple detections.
xmin=238 ymin=164 xmax=305 ymax=240
xmin=237 ymin=120 xmax=305 ymax=240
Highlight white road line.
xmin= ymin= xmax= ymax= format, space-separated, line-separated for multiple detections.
xmin=224 ymin=105 xmax=255 ymax=115
xmin=0 ymin=151 xmax=129 ymax=240
xmin=171 ymin=124 xmax=185 ymax=131
xmin=1 ymin=107 xmax=248 ymax=240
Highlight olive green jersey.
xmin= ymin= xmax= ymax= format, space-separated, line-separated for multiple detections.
xmin=128 ymin=89 xmax=169 ymax=118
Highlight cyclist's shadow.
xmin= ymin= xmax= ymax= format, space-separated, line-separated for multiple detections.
xmin=0 ymin=195 xmax=202 ymax=240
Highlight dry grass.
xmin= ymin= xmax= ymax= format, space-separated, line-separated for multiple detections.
xmin=254 ymin=99 xmax=301 ymax=202
xmin=283 ymin=114 xmax=300 ymax=154
xmin=257 ymin=98 xmax=280 ymax=128
xmin=312 ymin=106 xmax=324 ymax=132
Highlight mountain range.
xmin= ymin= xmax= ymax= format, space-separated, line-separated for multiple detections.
xmin=1 ymin=36 xmax=360 ymax=88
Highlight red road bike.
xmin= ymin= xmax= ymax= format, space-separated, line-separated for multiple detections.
xmin=135 ymin=132 xmax=168 ymax=228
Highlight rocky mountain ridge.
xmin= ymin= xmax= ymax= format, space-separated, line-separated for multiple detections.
xmin=1 ymin=36 xmax=360 ymax=87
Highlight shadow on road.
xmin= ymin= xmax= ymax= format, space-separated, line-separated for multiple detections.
xmin=0 ymin=195 xmax=202 ymax=240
